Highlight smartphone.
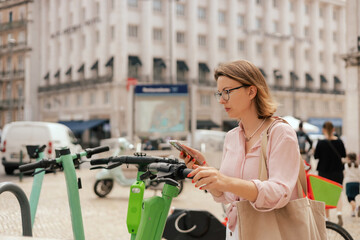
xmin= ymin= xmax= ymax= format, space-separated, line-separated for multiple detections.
xmin=168 ymin=140 xmax=200 ymax=164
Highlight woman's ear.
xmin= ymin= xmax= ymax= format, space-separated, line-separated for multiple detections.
xmin=248 ymin=86 xmax=257 ymax=100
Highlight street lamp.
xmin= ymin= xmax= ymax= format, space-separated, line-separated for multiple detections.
xmin=7 ymin=37 xmax=15 ymax=122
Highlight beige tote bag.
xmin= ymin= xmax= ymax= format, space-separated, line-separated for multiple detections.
xmin=236 ymin=119 xmax=327 ymax=240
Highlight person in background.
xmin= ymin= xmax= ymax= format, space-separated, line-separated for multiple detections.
xmin=296 ymin=121 xmax=313 ymax=164
xmin=179 ymin=60 xmax=301 ymax=239
xmin=314 ymin=121 xmax=346 ymax=226
xmin=344 ymin=152 xmax=360 ymax=217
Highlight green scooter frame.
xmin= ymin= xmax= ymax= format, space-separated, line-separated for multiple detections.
xmin=20 ymin=146 xmax=109 ymax=240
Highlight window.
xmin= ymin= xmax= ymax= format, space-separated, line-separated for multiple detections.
xmin=176 ymin=32 xmax=185 ymax=44
xmin=76 ymin=94 xmax=82 ymax=106
xmin=128 ymin=25 xmax=138 ymax=38
xmin=289 ymin=1 xmax=294 ymax=11
xmin=9 ymin=11 xmax=12 ymax=23
xmin=304 ymin=27 xmax=309 ymax=37
xmin=109 ymin=0 xmax=115 ymax=9
xmin=273 ymin=0 xmax=278 ymax=8
xmin=18 ymin=31 xmax=25 ymax=43
xmin=305 ymin=49 xmax=310 ymax=60
xmin=110 ymin=25 xmax=115 ymax=40
xmin=256 ymin=18 xmax=262 ymax=30
xmin=305 ymin=4 xmax=309 ymax=15
xmin=237 ymin=15 xmax=244 ymax=28
xmin=319 ymin=29 xmax=323 ymax=40
xmin=333 ymin=54 xmax=337 ymax=64
xmin=128 ymin=0 xmax=138 ymax=8
xmin=289 ymin=24 xmax=294 ymax=35
xmin=333 ymin=9 xmax=337 ymax=20
xmin=219 ymin=38 xmax=226 ymax=49
xmin=290 ymin=47 xmax=295 ymax=58
xmin=218 ymin=11 xmax=225 ymax=24
xmin=95 ymin=2 xmax=100 ymax=17
xmin=333 ymin=32 xmax=337 ymax=42
xmin=153 ymin=0 xmax=162 ymax=12
xmin=319 ymin=7 xmax=323 ymax=18
xmin=176 ymin=4 xmax=185 ymax=16
xmin=198 ymin=7 xmax=206 ymax=20
xmin=104 ymin=90 xmax=110 ymax=104
xmin=95 ymin=30 xmax=100 ymax=44
xmin=18 ymin=56 xmax=23 ymax=70
xmin=89 ymin=92 xmax=96 ymax=105
xmin=274 ymin=45 xmax=279 ymax=57
xmin=256 ymin=43 xmax=262 ymax=54
xmin=7 ymin=56 xmax=11 ymax=72
xmin=82 ymin=8 xmax=86 ymax=21
xmin=200 ymin=94 xmax=211 ymax=106
xmin=153 ymin=28 xmax=163 ymax=41
xmin=273 ymin=21 xmax=279 ymax=33
xmin=256 ymin=0 xmax=262 ymax=5
xmin=198 ymin=35 xmax=206 ymax=47
xmin=238 ymin=40 xmax=245 ymax=52
xmin=319 ymin=52 xmax=323 ymax=62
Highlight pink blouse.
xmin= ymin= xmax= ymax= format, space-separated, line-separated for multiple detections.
xmin=213 ymin=120 xmax=300 ymax=232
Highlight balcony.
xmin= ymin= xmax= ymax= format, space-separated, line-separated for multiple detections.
xmin=0 ymin=20 xmax=27 ymax=32
xmin=0 ymin=41 xmax=29 ymax=54
xmin=0 ymin=98 xmax=24 ymax=110
xmin=0 ymin=69 xmax=25 ymax=81
xmin=38 ymin=75 xmax=113 ymax=93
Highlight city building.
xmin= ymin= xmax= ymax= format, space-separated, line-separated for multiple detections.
xmin=32 ymin=0 xmax=346 ymax=144
xmin=342 ymin=0 xmax=360 ymax=154
xmin=0 ymin=0 xmax=32 ymax=127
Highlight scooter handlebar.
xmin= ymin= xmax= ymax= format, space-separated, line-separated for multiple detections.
xmin=19 ymin=159 xmax=54 ymax=172
xmin=90 ymin=158 xmax=111 ymax=165
xmin=85 ymin=146 xmax=110 ymax=158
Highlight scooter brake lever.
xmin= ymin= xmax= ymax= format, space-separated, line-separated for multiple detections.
xmin=89 ymin=166 xmax=106 ymax=170
xmin=106 ymin=162 xmax=123 ymax=169
xmin=32 ymin=168 xmax=46 ymax=176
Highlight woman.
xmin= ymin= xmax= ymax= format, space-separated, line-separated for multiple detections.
xmin=181 ymin=60 xmax=301 ymax=239
xmin=344 ymin=152 xmax=360 ymax=218
xmin=314 ymin=121 xmax=346 ymax=225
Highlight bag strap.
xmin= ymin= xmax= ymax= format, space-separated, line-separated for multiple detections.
xmin=325 ymin=140 xmax=342 ymax=160
xmin=259 ymin=117 xmax=307 ymax=198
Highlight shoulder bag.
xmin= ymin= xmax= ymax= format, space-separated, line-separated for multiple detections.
xmin=236 ymin=118 xmax=327 ymax=240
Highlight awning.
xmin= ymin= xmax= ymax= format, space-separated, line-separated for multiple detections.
xmin=334 ymin=76 xmax=341 ymax=84
xmin=177 ymin=60 xmax=189 ymax=71
xmin=196 ymin=120 xmax=220 ymax=129
xmin=320 ymin=74 xmax=328 ymax=83
xmin=78 ymin=64 xmax=85 ymax=73
xmin=105 ymin=56 xmax=114 ymax=67
xmin=307 ymin=117 xmax=342 ymax=128
xmin=65 ymin=67 xmax=72 ymax=76
xmin=199 ymin=63 xmax=210 ymax=72
xmin=305 ymin=73 xmax=313 ymax=82
xmin=54 ymin=70 xmax=60 ymax=78
xmin=273 ymin=69 xmax=283 ymax=79
xmin=223 ymin=120 xmax=239 ymax=130
xmin=129 ymin=56 xmax=142 ymax=66
xmin=59 ymin=119 xmax=109 ymax=135
xmin=154 ymin=58 xmax=166 ymax=68
xmin=290 ymin=71 xmax=298 ymax=80
xmin=44 ymin=72 xmax=49 ymax=80
xmin=91 ymin=60 xmax=98 ymax=70
xmin=259 ymin=68 xmax=267 ymax=78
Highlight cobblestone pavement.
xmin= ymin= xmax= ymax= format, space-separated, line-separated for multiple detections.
xmin=1 ymin=162 xmax=360 ymax=240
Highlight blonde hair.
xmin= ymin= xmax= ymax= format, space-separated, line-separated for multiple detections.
xmin=214 ymin=60 xmax=277 ymax=119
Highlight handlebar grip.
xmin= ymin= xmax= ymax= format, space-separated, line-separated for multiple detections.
xmin=181 ymin=168 xmax=193 ymax=179
xmin=90 ymin=158 xmax=111 ymax=165
xmin=86 ymin=146 xmax=110 ymax=158
xmin=19 ymin=160 xmax=50 ymax=172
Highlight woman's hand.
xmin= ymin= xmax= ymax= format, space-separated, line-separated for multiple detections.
xmin=178 ymin=145 xmax=208 ymax=169
xmin=187 ymin=165 xmax=227 ymax=195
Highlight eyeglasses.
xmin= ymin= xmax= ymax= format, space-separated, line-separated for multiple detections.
xmin=214 ymin=85 xmax=249 ymax=102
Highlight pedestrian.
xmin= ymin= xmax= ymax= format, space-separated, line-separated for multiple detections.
xmin=314 ymin=121 xmax=346 ymax=225
xmin=178 ymin=60 xmax=324 ymax=239
xmin=344 ymin=152 xmax=360 ymax=217
xmin=296 ymin=121 xmax=313 ymax=164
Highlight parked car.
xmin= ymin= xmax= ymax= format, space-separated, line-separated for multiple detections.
xmin=0 ymin=121 xmax=82 ymax=175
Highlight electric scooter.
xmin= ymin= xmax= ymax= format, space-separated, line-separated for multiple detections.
xmin=90 ymin=153 xmax=189 ymax=240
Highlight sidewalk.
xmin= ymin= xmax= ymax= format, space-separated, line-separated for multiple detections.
xmin=1 ymin=163 xmax=360 ymax=239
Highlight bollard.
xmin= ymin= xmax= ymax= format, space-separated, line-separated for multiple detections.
xmin=19 ymin=150 xmax=23 ymax=182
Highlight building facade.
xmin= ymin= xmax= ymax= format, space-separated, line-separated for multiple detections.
xmin=0 ymin=0 xmax=32 ymax=127
xmin=32 ymin=0 xmax=346 ymax=142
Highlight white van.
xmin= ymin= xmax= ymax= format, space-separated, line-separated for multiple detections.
xmin=0 ymin=121 xmax=82 ymax=174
